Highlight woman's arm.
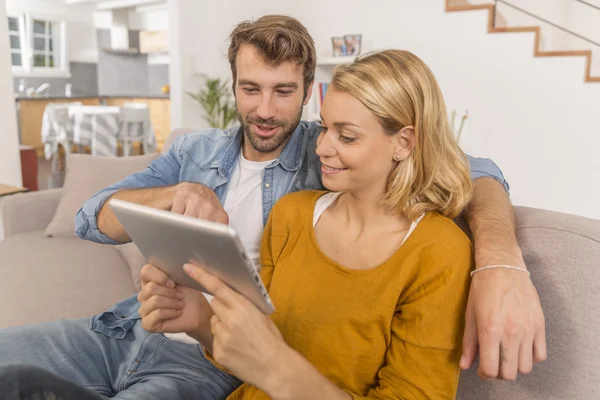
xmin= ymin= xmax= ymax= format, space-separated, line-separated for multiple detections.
xmin=183 ymin=263 xmax=351 ymax=400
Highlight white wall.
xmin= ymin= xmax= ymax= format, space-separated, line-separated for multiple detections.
xmin=470 ymin=0 xmax=600 ymax=75
xmin=168 ymin=0 xmax=600 ymax=220
xmin=6 ymin=0 xmax=98 ymax=63
xmin=0 ymin=0 xmax=23 ymax=187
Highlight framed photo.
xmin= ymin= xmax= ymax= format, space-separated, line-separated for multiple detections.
xmin=331 ymin=36 xmax=347 ymax=57
xmin=344 ymin=34 xmax=362 ymax=56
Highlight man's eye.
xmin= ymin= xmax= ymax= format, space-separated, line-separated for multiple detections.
xmin=243 ymin=88 xmax=258 ymax=94
xmin=277 ymin=90 xmax=293 ymax=96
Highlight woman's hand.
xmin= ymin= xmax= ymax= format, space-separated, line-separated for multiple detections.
xmin=183 ymin=263 xmax=290 ymax=389
xmin=138 ymin=264 xmax=212 ymax=334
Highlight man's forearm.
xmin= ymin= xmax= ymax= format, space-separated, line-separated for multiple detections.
xmin=97 ymin=186 xmax=177 ymax=242
xmin=463 ymin=178 xmax=525 ymax=269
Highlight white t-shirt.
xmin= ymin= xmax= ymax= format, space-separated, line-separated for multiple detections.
xmin=223 ymin=153 xmax=272 ymax=268
xmin=165 ymin=153 xmax=271 ymax=344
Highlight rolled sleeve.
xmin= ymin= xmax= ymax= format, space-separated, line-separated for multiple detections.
xmin=75 ymin=188 xmax=126 ymax=244
xmin=466 ymin=155 xmax=510 ymax=193
xmin=74 ymin=136 xmax=185 ymax=243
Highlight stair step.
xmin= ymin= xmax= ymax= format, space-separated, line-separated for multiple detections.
xmin=536 ymin=50 xmax=592 ymax=57
xmin=445 ymin=0 xmax=600 ymax=83
xmin=491 ymin=26 xmax=539 ymax=34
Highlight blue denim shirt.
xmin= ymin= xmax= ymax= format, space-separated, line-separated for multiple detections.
xmin=78 ymin=121 xmax=509 ymax=338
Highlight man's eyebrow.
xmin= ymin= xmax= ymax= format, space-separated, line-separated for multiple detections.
xmin=238 ymin=79 xmax=259 ymax=86
xmin=273 ymin=82 xmax=299 ymax=89
xmin=237 ymin=80 xmax=299 ymax=89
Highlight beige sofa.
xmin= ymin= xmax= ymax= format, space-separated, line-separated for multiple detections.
xmin=0 ymin=129 xmax=598 ymax=399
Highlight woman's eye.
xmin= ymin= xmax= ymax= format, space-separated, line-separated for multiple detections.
xmin=339 ymin=135 xmax=355 ymax=144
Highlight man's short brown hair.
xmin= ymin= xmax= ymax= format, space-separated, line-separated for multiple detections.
xmin=228 ymin=15 xmax=316 ymax=98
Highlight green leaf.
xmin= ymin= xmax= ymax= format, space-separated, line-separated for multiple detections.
xmin=186 ymin=74 xmax=237 ymax=129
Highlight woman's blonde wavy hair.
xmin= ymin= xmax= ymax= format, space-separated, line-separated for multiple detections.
xmin=331 ymin=50 xmax=472 ymax=219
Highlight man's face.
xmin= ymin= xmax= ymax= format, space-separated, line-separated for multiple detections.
xmin=234 ymin=44 xmax=313 ymax=161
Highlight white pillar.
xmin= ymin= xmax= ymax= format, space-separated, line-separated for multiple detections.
xmin=0 ymin=0 xmax=22 ymax=187
xmin=167 ymin=0 xmax=211 ymax=131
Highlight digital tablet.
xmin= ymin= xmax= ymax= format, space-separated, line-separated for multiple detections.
xmin=109 ymin=199 xmax=275 ymax=314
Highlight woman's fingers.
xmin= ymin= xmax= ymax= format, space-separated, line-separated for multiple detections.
xmin=183 ymin=264 xmax=241 ymax=308
xmin=138 ymin=295 xmax=184 ymax=318
xmin=141 ymin=308 xmax=183 ymax=332
xmin=140 ymin=264 xmax=175 ymax=288
xmin=138 ymin=281 xmax=182 ymax=302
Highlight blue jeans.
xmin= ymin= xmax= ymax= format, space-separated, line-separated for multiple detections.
xmin=0 ymin=364 xmax=106 ymax=400
xmin=0 ymin=318 xmax=242 ymax=399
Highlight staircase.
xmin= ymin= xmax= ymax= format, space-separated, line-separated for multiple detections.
xmin=446 ymin=0 xmax=600 ymax=83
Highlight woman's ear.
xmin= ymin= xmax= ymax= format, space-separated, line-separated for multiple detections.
xmin=392 ymin=125 xmax=415 ymax=161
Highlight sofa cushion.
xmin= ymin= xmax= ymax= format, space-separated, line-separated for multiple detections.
xmin=457 ymin=207 xmax=600 ymax=400
xmin=115 ymin=242 xmax=147 ymax=292
xmin=0 ymin=231 xmax=136 ymax=329
xmin=44 ymin=153 xmax=158 ymax=238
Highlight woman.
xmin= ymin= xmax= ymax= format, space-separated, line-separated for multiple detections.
xmin=0 ymin=50 xmax=472 ymax=399
xmin=140 ymin=49 xmax=473 ymax=399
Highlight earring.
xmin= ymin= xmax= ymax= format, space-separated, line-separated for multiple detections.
xmin=394 ymin=155 xmax=401 ymax=161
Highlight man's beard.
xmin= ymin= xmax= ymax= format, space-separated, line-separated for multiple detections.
xmin=238 ymin=107 xmax=303 ymax=154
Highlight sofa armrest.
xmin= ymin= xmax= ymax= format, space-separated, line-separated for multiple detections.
xmin=0 ymin=189 xmax=62 ymax=238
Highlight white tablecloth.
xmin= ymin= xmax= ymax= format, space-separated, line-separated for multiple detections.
xmin=41 ymin=105 xmax=156 ymax=158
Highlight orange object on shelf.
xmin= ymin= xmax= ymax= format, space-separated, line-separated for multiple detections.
xmin=19 ymin=145 xmax=38 ymax=191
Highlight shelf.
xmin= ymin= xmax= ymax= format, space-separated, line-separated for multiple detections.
xmin=317 ymin=56 xmax=356 ymax=66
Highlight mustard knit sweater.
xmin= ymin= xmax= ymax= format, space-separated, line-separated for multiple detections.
xmin=226 ymin=190 xmax=473 ymax=399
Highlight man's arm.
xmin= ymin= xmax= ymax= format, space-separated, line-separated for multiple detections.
xmin=75 ymin=137 xmax=184 ymax=244
xmin=461 ymin=177 xmax=547 ymax=380
xmin=76 ymin=135 xmax=228 ymax=244
xmin=96 ymin=186 xmax=177 ymax=243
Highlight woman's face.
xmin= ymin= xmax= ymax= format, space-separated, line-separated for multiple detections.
xmin=316 ymin=88 xmax=410 ymax=196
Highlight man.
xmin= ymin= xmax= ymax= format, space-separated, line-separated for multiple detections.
xmin=0 ymin=15 xmax=545 ymax=399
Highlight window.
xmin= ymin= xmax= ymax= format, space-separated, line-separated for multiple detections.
xmin=32 ymin=19 xmax=63 ymax=69
xmin=7 ymin=16 xmax=24 ymax=67
xmin=7 ymin=15 xmax=68 ymax=77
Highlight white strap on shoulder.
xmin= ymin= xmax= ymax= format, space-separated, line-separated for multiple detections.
xmin=313 ymin=192 xmax=343 ymax=227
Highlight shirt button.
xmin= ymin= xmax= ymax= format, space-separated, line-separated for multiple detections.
xmin=264 ymin=183 xmax=271 ymax=188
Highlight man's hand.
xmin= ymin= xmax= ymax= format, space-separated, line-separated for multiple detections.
xmin=462 ymin=177 xmax=547 ymax=380
xmin=461 ymin=268 xmax=547 ymax=380
xmin=138 ymin=264 xmax=212 ymax=334
xmin=171 ymin=182 xmax=228 ymax=224
xmin=97 ymin=182 xmax=227 ymax=242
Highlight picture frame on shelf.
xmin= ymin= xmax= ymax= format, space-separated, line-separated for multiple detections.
xmin=331 ymin=36 xmax=347 ymax=57
xmin=344 ymin=34 xmax=362 ymax=56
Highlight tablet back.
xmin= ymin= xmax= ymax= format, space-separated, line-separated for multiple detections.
xmin=109 ymin=199 xmax=274 ymax=314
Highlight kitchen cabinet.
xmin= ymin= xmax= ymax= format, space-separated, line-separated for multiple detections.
xmin=139 ymin=31 xmax=168 ymax=54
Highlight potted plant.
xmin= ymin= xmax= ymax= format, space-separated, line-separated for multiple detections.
xmin=187 ymin=74 xmax=238 ymax=129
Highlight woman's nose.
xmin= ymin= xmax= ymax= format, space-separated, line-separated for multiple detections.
xmin=316 ymin=132 xmax=336 ymax=158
